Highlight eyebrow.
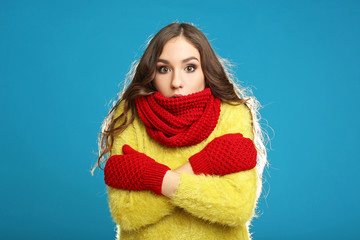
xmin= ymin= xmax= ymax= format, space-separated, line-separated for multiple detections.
xmin=157 ymin=57 xmax=199 ymax=64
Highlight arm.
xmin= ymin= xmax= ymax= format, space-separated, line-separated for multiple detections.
xmin=170 ymin=169 xmax=258 ymax=227
xmin=106 ymin=105 xmax=176 ymax=231
xmin=162 ymin=166 xmax=257 ymax=226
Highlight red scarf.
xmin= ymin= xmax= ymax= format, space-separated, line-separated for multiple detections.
xmin=135 ymin=88 xmax=221 ymax=147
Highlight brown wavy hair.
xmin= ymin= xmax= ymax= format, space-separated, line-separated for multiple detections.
xmin=93 ymin=22 xmax=250 ymax=172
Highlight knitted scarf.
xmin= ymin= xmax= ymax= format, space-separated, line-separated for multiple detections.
xmin=135 ymin=88 xmax=221 ymax=147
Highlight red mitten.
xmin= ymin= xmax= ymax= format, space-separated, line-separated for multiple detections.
xmin=104 ymin=145 xmax=170 ymax=195
xmin=189 ymin=133 xmax=257 ymax=176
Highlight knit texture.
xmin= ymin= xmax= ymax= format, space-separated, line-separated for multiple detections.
xmin=107 ymin=101 xmax=258 ymax=240
xmin=104 ymin=145 xmax=170 ymax=195
xmin=135 ymin=88 xmax=221 ymax=147
xmin=189 ymin=133 xmax=257 ymax=176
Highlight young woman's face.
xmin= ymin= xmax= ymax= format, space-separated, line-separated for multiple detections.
xmin=153 ymin=36 xmax=206 ymax=98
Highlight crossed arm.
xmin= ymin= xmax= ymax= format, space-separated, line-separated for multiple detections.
xmin=105 ymin=133 xmax=257 ymax=197
xmin=105 ymin=133 xmax=258 ymax=230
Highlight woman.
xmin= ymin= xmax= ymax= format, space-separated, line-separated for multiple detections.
xmin=94 ymin=22 xmax=268 ymax=240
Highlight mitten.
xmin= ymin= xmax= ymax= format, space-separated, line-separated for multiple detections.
xmin=104 ymin=145 xmax=170 ymax=195
xmin=189 ymin=133 xmax=257 ymax=176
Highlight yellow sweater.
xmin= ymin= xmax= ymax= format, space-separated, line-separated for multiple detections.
xmin=107 ymin=101 xmax=258 ymax=240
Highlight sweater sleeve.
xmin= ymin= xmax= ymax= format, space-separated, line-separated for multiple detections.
xmin=171 ymin=168 xmax=258 ymax=227
xmin=107 ymin=186 xmax=175 ymax=231
xmin=106 ymin=103 xmax=175 ymax=231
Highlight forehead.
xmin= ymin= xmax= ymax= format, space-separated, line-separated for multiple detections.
xmin=159 ymin=36 xmax=200 ymax=61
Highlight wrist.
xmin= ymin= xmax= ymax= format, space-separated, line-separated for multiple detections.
xmin=174 ymin=162 xmax=194 ymax=175
xmin=161 ymin=170 xmax=180 ymax=199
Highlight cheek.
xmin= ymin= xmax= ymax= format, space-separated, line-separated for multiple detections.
xmin=153 ymin=75 xmax=166 ymax=88
xmin=153 ymin=75 xmax=172 ymax=96
xmin=193 ymin=71 xmax=205 ymax=89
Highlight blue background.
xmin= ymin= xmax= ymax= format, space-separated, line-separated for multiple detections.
xmin=1 ymin=0 xmax=359 ymax=239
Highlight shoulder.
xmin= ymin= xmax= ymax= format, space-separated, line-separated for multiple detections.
xmin=220 ymin=101 xmax=252 ymax=120
xmin=113 ymin=100 xmax=130 ymax=123
xmin=110 ymin=100 xmax=147 ymax=156
xmin=217 ymin=101 xmax=254 ymax=140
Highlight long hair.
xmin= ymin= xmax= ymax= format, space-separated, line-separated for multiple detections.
xmin=92 ymin=22 xmax=269 ymax=199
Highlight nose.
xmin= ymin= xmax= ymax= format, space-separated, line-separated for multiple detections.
xmin=171 ymin=71 xmax=183 ymax=89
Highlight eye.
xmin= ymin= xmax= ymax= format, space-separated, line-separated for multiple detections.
xmin=158 ymin=66 xmax=170 ymax=74
xmin=185 ymin=65 xmax=196 ymax=72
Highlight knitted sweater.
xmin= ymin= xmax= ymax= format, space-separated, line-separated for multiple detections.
xmin=107 ymin=101 xmax=258 ymax=240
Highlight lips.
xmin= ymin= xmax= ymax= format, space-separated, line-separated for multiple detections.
xmin=171 ymin=94 xmax=184 ymax=98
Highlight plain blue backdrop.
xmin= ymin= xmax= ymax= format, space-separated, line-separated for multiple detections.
xmin=1 ymin=0 xmax=359 ymax=239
